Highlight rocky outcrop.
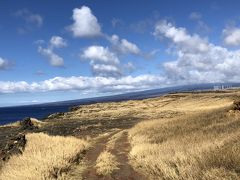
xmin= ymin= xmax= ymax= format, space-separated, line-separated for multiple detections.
xmin=0 ymin=133 xmax=26 ymax=161
xmin=20 ymin=117 xmax=38 ymax=130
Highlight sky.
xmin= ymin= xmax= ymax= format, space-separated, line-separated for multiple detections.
xmin=1 ymin=0 xmax=240 ymax=106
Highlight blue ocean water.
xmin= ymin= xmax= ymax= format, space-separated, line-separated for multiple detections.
xmin=0 ymin=104 xmax=72 ymax=125
xmin=0 ymin=87 xmax=169 ymax=125
xmin=1 ymin=83 xmax=238 ymax=125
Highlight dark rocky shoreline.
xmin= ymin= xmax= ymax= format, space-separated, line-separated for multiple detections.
xmin=0 ymin=107 xmax=142 ymax=168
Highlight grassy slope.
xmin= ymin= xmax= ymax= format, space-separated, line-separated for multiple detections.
xmin=1 ymin=90 xmax=239 ymax=179
xmin=0 ymin=133 xmax=89 ymax=180
xmin=128 ymin=91 xmax=240 ymax=179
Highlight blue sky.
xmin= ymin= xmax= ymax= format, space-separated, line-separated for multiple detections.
xmin=1 ymin=0 xmax=240 ymax=106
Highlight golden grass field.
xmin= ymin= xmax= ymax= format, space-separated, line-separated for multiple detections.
xmin=128 ymin=92 xmax=240 ymax=179
xmin=0 ymin=133 xmax=89 ymax=180
xmin=1 ymin=89 xmax=240 ymax=179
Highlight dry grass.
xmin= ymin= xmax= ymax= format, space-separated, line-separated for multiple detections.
xmin=95 ymin=151 xmax=119 ymax=176
xmin=55 ymin=91 xmax=235 ymax=121
xmin=106 ymin=130 xmax=125 ymax=151
xmin=94 ymin=131 xmax=124 ymax=176
xmin=128 ymin=103 xmax=240 ymax=179
xmin=1 ymin=90 xmax=239 ymax=179
xmin=1 ymin=118 xmax=45 ymax=128
xmin=0 ymin=133 xmax=89 ymax=180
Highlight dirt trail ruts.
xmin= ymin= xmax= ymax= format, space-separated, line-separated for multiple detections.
xmin=82 ymin=130 xmax=120 ymax=180
xmin=82 ymin=130 xmax=146 ymax=180
xmin=109 ymin=131 xmax=146 ymax=180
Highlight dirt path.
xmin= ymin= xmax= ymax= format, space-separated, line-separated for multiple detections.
xmin=109 ymin=131 xmax=146 ymax=180
xmin=81 ymin=130 xmax=145 ymax=180
xmin=81 ymin=131 xmax=119 ymax=180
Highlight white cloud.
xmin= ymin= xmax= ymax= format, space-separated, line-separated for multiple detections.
xmin=68 ymin=6 xmax=101 ymax=38
xmin=0 ymin=58 xmax=11 ymax=70
xmin=81 ymin=45 xmax=121 ymax=77
xmin=154 ymin=20 xmax=240 ymax=84
xmin=0 ymin=75 xmax=166 ymax=94
xmin=81 ymin=45 xmax=119 ymax=65
xmin=38 ymin=47 xmax=64 ymax=67
xmin=91 ymin=64 xmax=121 ymax=77
xmin=38 ymin=36 xmax=67 ymax=67
xmin=109 ymin=34 xmax=141 ymax=55
xmin=154 ymin=20 xmax=209 ymax=53
xmin=223 ymin=27 xmax=240 ymax=46
xmin=50 ymin=36 xmax=67 ymax=48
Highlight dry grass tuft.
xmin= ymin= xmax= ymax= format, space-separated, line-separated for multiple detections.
xmin=202 ymin=168 xmax=239 ymax=180
xmin=95 ymin=151 xmax=119 ymax=176
xmin=0 ymin=133 xmax=89 ymax=180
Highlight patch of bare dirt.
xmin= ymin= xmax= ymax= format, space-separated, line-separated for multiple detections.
xmin=81 ymin=131 xmax=120 ymax=180
xmin=81 ymin=130 xmax=145 ymax=180
xmin=109 ymin=131 xmax=146 ymax=180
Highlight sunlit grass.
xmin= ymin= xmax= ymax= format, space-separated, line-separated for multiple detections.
xmin=0 ymin=133 xmax=89 ymax=180
xmin=128 ymin=105 xmax=240 ymax=179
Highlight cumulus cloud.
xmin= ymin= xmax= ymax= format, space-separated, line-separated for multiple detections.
xmin=0 ymin=57 xmax=13 ymax=70
xmin=81 ymin=45 xmax=119 ymax=65
xmin=91 ymin=64 xmax=122 ymax=77
xmin=109 ymin=34 xmax=141 ymax=55
xmin=223 ymin=26 xmax=240 ymax=46
xmin=38 ymin=47 xmax=64 ymax=67
xmin=0 ymin=75 xmax=166 ymax=94
xmin=68 ymin=6 xmax=102 ymax=37
xmin=154 ymin=20 xmax=240 ymax=84
xmin=38 ymin=36 xmax=67 ymax=67
xmin=81 ymin=45 xmax=122 ymax=77
xmin=81 ymin=45 xmax=141 ymax=77
xmin=154 ymin=20 xmax=209 ymax=53
xmin=50 ymin=36 xmax=67 ymax=48
xmin=68 ymin=6 xmax=142 ymax=59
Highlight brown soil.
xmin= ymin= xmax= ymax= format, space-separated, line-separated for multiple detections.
xmin=110 ymin=131 xmax=145 ymax=180
xmin=81 ymin=130 xmax=145 ymax=180
xmin=82 ymin=131 xmax=118 ymax=180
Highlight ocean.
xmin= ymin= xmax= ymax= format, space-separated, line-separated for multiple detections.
xmin=1 ymin=83 xmax=238 ymax=125
xmin=0 ymin=104 xmax=72 ymax=125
